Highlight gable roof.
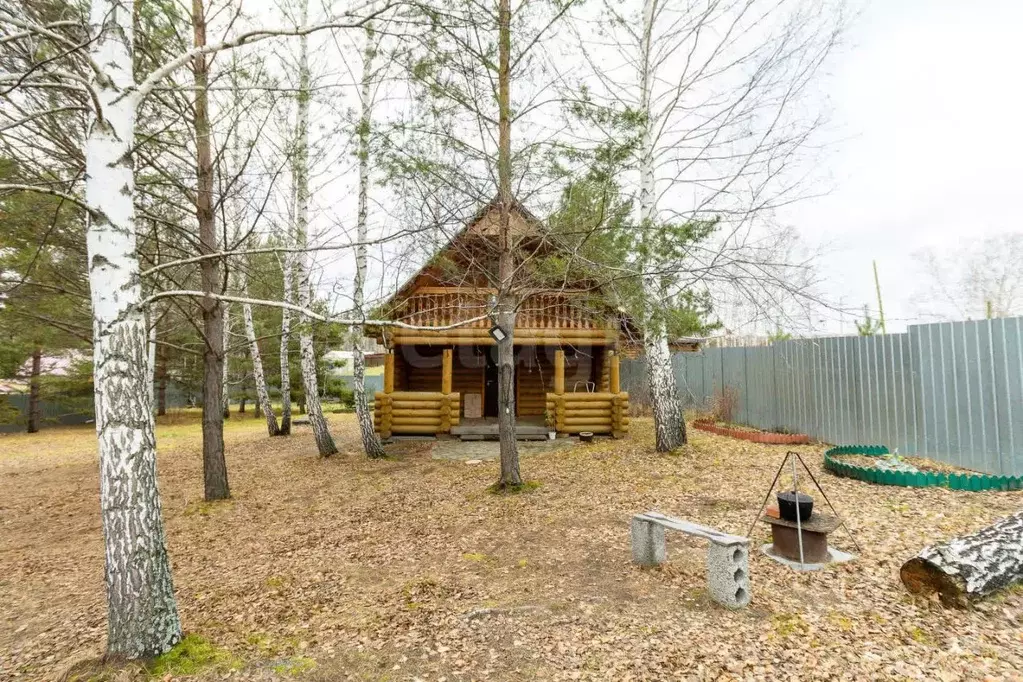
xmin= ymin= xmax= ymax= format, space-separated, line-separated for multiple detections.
xmin=379 ymin=197 xmax=545 ymax=311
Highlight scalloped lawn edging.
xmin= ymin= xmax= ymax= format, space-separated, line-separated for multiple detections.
xmin=692 ymin=419 xmax=811 ymax=445
xmin=824 ymin=445 xmax=1023 ymax=491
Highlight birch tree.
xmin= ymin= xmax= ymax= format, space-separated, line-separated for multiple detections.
xmin=352 ymin=23 xmax=385 ymax=458
xmin=390 ymin=0 xmax=580 ymax=488
xmin=278 ymin=227 xmax=295 ymax=435
xmin=291 ymin=0 xmax=338 ymax=456
xmin=226 ymin=55 xmax=282 ymax=436
xmin=1 ymin=0 xmax=393 ymax=656
xmin=570 ymin=0 xmax=841 ymax=450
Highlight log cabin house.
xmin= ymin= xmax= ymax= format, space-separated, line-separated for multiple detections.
xmin=369 ymin=199 xmax=634 ymax=440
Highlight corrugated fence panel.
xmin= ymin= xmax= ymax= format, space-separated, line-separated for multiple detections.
xmin=746 ymin=346 xmax=776 ymax=430
xmin=617 ymin=317 xmax=1023 ymax=475
xmin=722 ymin=348 xmax=746 ymax=423
xmin=997 ymin=318 xmax=1023 ymax=470
xmin=705 ymin=348 xmax=724 ymax=408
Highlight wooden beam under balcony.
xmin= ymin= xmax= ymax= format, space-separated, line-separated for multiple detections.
xmin=390 ymin=327 xmax=618 ymax=346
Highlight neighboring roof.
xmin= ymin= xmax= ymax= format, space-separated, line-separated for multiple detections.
xmin=618 ymin=336 xmax=702 ymax=359
xmin=670 ymin=336 xmax=703 ymax=350
xmin=0 ymin=350 xmax=89 ymax=394
xmin=0 ymin=380 xmax=27 ymax=394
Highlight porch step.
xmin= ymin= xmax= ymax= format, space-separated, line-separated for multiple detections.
xmin=452 ymin=421 xmax=551 ymax=441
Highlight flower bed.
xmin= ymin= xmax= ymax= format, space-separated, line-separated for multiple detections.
xmin=824 ymin=445 xmax=1023 ymax=491
xmin=692 ymin=419 xmax=810 ymax=445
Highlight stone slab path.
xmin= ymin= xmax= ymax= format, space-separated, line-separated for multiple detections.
xmin=431 ymin=437 xmax=577 ymax=462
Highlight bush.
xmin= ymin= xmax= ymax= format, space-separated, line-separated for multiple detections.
xmin=709 ymin=386 xmax=740 ymax=423
xmin=336 ymin=385 xmax=356 ymax=409
xmin=323 ymin=376 xmax=356 ymax=409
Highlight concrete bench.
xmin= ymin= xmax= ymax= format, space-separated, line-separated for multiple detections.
xmin=631 ymin=511 xmax=751 ymax=609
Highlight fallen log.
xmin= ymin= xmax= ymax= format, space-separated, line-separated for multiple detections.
xmin=900 ymin=510 xmax=1023 ymax=607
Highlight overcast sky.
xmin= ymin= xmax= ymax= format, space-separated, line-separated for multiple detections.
xmin=781 ymin=0 xmax=1023 ymax=334
xmin=275 ymin=0 xmax=1023 ymax=336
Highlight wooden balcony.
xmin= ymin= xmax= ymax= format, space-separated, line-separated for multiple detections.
xmin=384 ymin=290 xmax=619 ymax=346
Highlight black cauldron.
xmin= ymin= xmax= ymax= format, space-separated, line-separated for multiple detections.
xmin=776 ymin=491 xmax=813 ymax=522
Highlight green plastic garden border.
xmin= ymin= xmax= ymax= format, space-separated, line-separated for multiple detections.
xmin=823 ymin=445 xmax=1023 ymax=491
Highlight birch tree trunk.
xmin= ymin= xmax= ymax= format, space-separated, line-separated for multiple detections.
xmin=157 ymin=343 xmax=168 ymax=417
xmin=241 ymin=271 xmax=280 ymax=436
xmin=293 ymin=0 xmax=337 ymax=456
xmin=147 ymin=313 xmax=157 ymax=416
xmin=637 ymin=0 xmax=684 ymax=452
xmin=901 ymin=510 xmax=1023 ymax=607
xmin=495 ymin=0 xmax=521 ymax=487
xmin=192 ymin=0 xmax=230 ymax=499
xmin=354 ymin=24 xmax=385 ymax=459
xmin=86 ymin=0 xmax=181 ymax=657
xmin=222 ymin=302 xmax=231 ymax=418
xmin=27 ymin=347 xmax=41 ymax=434
xmin=279 ymin=248 xmax=294 ymax=436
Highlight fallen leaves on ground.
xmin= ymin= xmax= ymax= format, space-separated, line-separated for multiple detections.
xmin=1 ymin=414 xmax=1022 ymax=681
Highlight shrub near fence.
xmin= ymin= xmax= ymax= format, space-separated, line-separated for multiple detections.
xmin=620 ymin=316 xmax=1023 ymax=477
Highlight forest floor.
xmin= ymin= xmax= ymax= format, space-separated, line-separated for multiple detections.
xmin=2 ymin=413 xmax=1022 ymax=682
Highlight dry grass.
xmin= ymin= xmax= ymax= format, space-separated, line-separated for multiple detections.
xmin=2 ymin=413 xmax=1023 ymax=681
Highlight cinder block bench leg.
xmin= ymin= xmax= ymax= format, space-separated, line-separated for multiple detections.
xmin=706 ymin=543 xmax=751 ymax=609
xmin=631 ymin=516 xmax=666 ymax=567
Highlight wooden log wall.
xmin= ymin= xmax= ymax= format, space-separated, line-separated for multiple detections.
xmin=374 ymin=391 xmax=462 ymax=436
xmin=545 ymin=392 xmax=631 ymax=436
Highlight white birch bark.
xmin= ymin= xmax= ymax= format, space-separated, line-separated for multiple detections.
xmin=901 ymin=510 xmax=1023 ymax=607
xmin=148 ymin=311 xmax=157 ymax=414
xmin=279 ymin=245 xmax=294 ymax=436
xmin=241 ymin=272 xmax=281 ymax=436
xmin=85 ymin=0 xmax=181 ymax=657
xmin=637 ymin=0 xmax=684 ymax=451
xmin=226 ymin=60 xmax=278 ymax=437
xmin=354 ymin=24 xmax=385 ymax=458
xmin=222 ymin=300 xmax=231 ymax=416
xmin=293 ymin=0 xmax=337 ymax=456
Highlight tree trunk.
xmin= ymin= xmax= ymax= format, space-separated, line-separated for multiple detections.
xmin=193 ymin=0 xmax=229 ymax=500
xmin=239 ymin=395 xmax=246 ymax=413
xmin=495 ymin=0 xmax=521 ymax=488
xmin=279 ymin=251 xmax=293 ymax=436
xmin=86 ymin=0 xmax=181 ymax=657
xmin=147 ymin=314 xmax=157 ymax=415
xmin=157 ymin=345 xmax=167 ymax=418
xmin=901 ymin=510 xmax=1023 ymax=607
xmin=637 ymin=0 xmax=685 ymax=452
xmin=242 ymin=295 xmax=280 ymax=436
xmin=354 ymin=23 xmax=385 ymax=459
xmin=26 ymin=347 xmax=42 ymax=434
xmin=292 ymin=0 xmax=337 ymax=457
xmin=222 ymin=301 xmax=231 ymax=419
xmin=643 ymin=304 xmax=685 ymax=450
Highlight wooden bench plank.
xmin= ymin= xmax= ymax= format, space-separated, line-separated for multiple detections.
xmin=637 ymin=512 xmax=748 ymax=546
